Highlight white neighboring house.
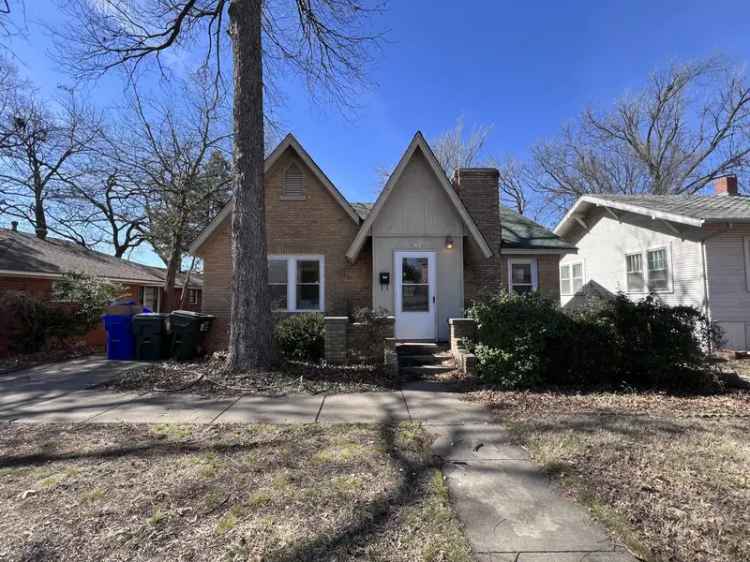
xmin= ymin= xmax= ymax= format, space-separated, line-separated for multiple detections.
xmin=554 ymin=176 xmax=750 ymax=351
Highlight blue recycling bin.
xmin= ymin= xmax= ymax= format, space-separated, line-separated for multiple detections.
xmin=103 ymin=314 xmax=136 ymax=360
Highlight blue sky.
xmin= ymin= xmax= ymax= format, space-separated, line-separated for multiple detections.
xmin=6 ymin=0 xmax=750 ymax=266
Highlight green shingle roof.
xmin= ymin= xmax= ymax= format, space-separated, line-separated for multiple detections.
xmin=499 ymin=206 xmax=576 ymax=251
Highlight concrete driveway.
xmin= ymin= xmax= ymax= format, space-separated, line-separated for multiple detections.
xmin=0 ymin=356 xmax=636 ymax=561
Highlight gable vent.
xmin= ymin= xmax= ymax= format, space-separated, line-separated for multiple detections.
xmin=283 ymin=163 xmax=304 ymax=198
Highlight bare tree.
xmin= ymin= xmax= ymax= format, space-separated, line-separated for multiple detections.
xmin=119 ymin=78 xmax=231 ymax=312
xmin=56 ymin=164 xmax=147 ymax=256
xmin=533 ymin=58 xmax=750 ymax=217
xmin=57 ymin=0 xmax=383 ymax=370
xmin=0 ymin=87 xmax=99 ymax=240
xmin=431 ymin=117 xmax=492 ymax=179
xmin=495 ymin=157 xmax=528 ymax=215
xmin=430 ymin=117 xmax=532 ymax=216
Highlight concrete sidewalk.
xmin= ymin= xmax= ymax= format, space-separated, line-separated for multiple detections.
xmin=0 ymin=358 xmax=636 ymax=561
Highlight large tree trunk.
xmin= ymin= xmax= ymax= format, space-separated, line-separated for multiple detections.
xmin=33 ymin=166 xmax=48 ymax=240
xmin=179 ymin=255 xmax=196 ymax=309
xmin=226 ymin=0 xmax=273 ymax=370
xmin=162 ymin=235 xmax=182 ymax=312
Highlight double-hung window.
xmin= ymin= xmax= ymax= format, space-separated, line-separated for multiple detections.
xmin=625 ymin=247 xmax=670 ymax=293
xmin=141 ymin=286 xmax=161 ymax=312
xmin=647 ymin=248 xmax=669 ymax=291
xmin=188 ymin=289 xmax=199 ymax=305
xmin=268 ymin=256 xmax=324 ymax=312
xmin=626 ymin=253 xmax=644 ymax=292
xmin=560 ymin=262 xmax=584 ymax=295
xmin=508 ymin=258 xmax=538 ymax=295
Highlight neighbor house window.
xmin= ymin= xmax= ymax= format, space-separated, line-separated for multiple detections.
xmin=508 ymin=258 xmax=538 ymax=294
xmin=626 ymin=253 xmax=644 ymax=292
xmin=188 ymin=289 xmax=199 ymax=305
xmin=141 ymin=286 xmax=160 ymax=312
xmin=268 ymin=256 xmax=324 ymax=312
xmin=560 ymin=264 xmax=572 ymax=295
xmin=647 ymin=248 xmax=669 ymax=291
xmin=282 ymin=163 xmax=304 ymax=198
xmin=560 ymin=262 xmax=584 ymax=295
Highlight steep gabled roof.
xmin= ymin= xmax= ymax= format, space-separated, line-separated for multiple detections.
xmin=345 ymin=132 xmax=493 ymax=261
xmin=189 ymin=133 xmax=360 ymax=254
xmin=555 ymin=193 xmax=750 ymax=238
xmin=0 ymin=228 xmax=201 ymax=287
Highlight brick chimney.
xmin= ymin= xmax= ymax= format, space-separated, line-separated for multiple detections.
xmin=452 ymin=168 xmax=501 ymax=301
xmin=714 ymin=175 xmax=738 ymax=196
xmin=10 ymin=221 xmax=18 ymax=232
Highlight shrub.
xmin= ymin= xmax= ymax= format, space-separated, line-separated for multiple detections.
xmin=0 ymin=292 xmax=72 ymax=354
xmin=467 ymin=291 xmax=718 ymax=390
xmin=274 ymin=313 xmax=325 ymax=362
xmin=53 ymin=272 xmax=125 ymax=336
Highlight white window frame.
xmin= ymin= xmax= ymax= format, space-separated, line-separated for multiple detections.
xmin=646 ymin=246 xmax=671 ymax=292
xmin=268 ymin=255 xmax=325 ymax=312
xmin=560 ymin=263 xmax=572 ymax=296
xmin=188 ymin=288 xmax=199 ymax=305
xmin=507 ymin=257 xmax=538 ymax=294
xmin=141 ymin=286 xmax=161 ymax=312
xmin=560 ymin=261 xmax=584 ymax=295
xmin=624 ymin=245 xmax=672 ymax=294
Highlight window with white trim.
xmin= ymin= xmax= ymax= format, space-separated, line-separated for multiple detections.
xmin=282 ymin=163 xmax=304 ymax=198
xmin=560 ymin=264 xmax=572 ymax=295
xmin=626 ymin=253 xmax=644 ymax=292
xmin=572 ymin=262 xmax=584 ymax=293
xmin=646 ymin=248 xmax=669 ymax=291
xmin=141 ymin=286 xmax=160 ymax=312
xmin=508 ymin=258 xmax=538 ymax=295
xmin=188 ymin=288 xmax=199 ymax=305
xmin=268 ymin=256 xmax=324 ymax=312
xmin=560 ymin=262 xmax=584 ymax=295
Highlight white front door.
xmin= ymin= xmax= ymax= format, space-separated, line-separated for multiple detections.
xmin=394 ymin=251 xmax=436 ymax=340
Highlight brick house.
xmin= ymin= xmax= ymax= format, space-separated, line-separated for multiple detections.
xmin=190 ymin=132 xmax=576 ymax=348
xmin=0 ymin=227 xmax=202 ymax=355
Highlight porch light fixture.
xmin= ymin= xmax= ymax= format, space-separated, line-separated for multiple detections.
xmin=445 ymin=236 xmax=454 ymax=250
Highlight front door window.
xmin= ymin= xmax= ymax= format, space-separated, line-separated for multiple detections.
xmin=401 ymin=257 xmax=429 ymax=311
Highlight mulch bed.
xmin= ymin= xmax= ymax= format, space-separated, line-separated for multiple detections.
xmin=0 ymin=422 xmax=472 ymax=562
xmin=103 ymin=353 xmax=405 ymax=396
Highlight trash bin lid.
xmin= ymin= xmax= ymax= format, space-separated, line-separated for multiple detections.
xmin=170 ymin=310 xmax=214 ymax=319
xmin=134 ymin=313 xmax=170 ymax=319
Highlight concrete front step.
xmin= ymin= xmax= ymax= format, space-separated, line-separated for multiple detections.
xmin=400 ymin=364 xmax=457 ymax=376
xmin=398 ymin=354 xmax=450 ymax=366
xmin=396 ymin=342 xmax=447 ymax=356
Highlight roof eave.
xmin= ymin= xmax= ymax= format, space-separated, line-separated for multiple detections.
xmin=346 ymin=132 xmax=493 ymax=262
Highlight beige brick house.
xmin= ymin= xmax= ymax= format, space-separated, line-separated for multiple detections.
xmin=190 ymin=132 xmax=576 ymax=348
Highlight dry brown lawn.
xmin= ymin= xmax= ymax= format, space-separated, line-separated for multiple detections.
xmin=0 ymin=422 xmax=471 ymax=562
xmin=471 ymin=388 xmax=750 ymax=562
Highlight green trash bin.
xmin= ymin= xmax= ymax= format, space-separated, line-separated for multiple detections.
xmin=133 ymin=313 xmax=171 ymax=360
xmin=170 ymin=310 xmax=214 ymax=361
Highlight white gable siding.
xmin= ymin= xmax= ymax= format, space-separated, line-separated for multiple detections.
xmin=370 ymin=148 xmax=465 ymax=341
xmin=705 ymin=225 xmax=750 ymax=349
xmin=371 ymin=150 xmax=464 ymax=237
xmin=560 ymin=211 xmax=706 ymax=312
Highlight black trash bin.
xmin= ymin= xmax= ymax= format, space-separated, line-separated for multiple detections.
xmin=170 ymin=310 xmax=214 ymax=361
xmin=133 ymin=313 xmax=171 ymax=360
